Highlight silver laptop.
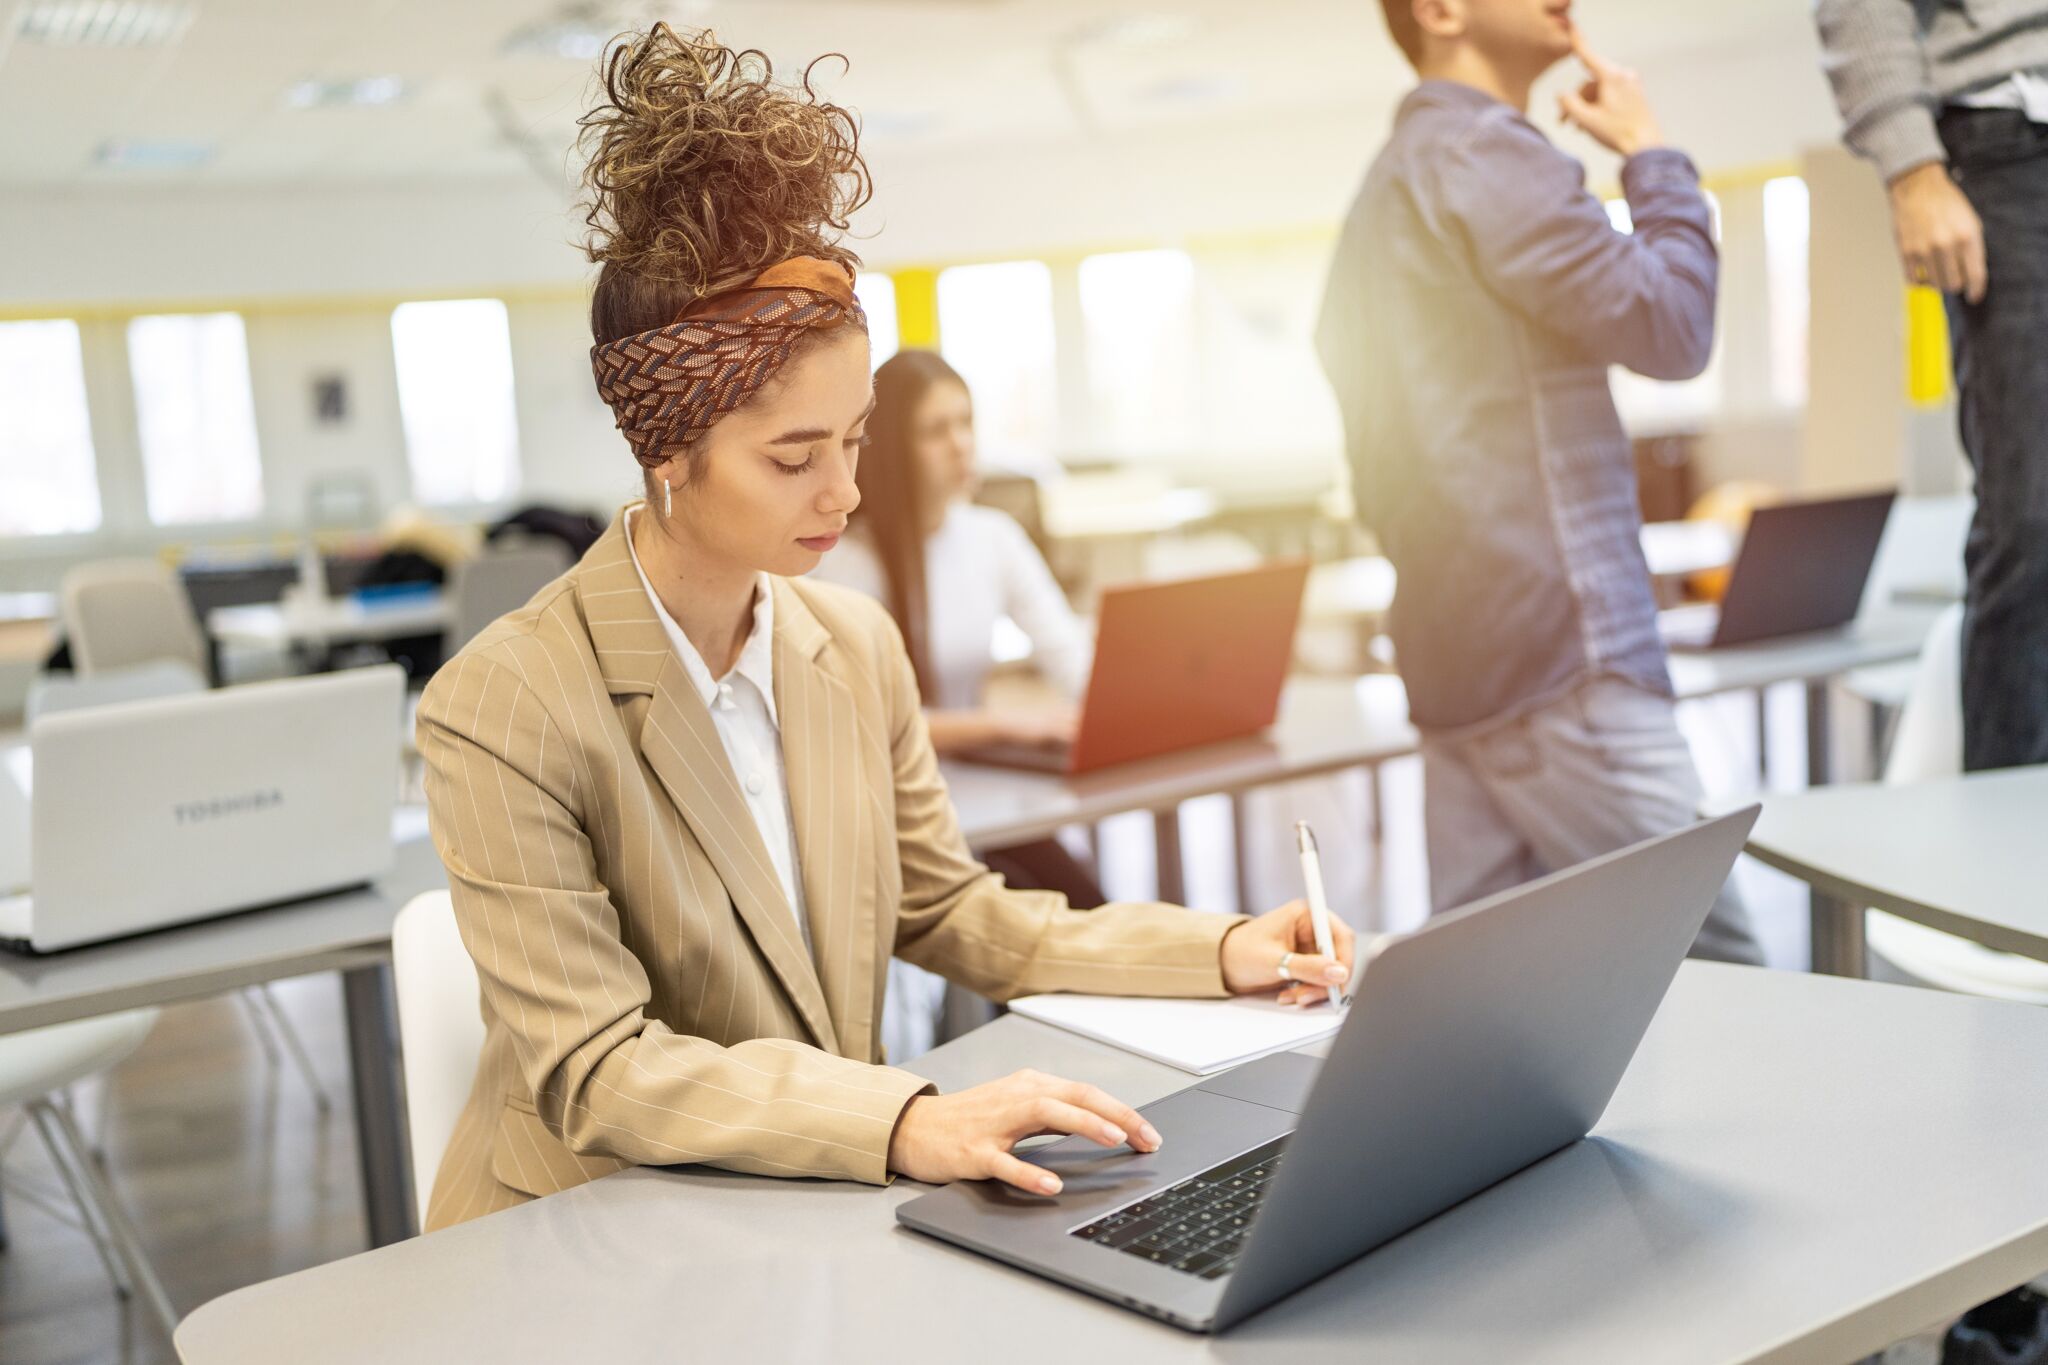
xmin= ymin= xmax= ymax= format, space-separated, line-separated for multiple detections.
xmin=1661 ymin=490 xmax=1897 ymax=650
xmin=897 ymin=805 xmax=1760 ymax=1333
xmin=0 ymin=745 xmax=28 ymax=897
xmin=0 ymin=665 xmax=404 ymax=953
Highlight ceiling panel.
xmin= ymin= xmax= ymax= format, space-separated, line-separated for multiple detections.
xmin=0 ymin=0 xmax=1822 ymax=188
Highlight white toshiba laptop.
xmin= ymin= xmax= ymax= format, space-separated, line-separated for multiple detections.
xmin=0 ymin=665 xmax=404 ymax=954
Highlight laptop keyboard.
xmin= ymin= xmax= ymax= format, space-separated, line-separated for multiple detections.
xmin=1067 ymin=1136 xmax=1288 ymax=1280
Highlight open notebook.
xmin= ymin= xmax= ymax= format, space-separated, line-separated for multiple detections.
xmin=1007 ymin=993 xmax=1346 ymax=1075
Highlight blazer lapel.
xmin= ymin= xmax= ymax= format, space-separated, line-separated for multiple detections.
xmin=575 ymin=513 xmax=839 ymax=1055
xmin=772 ymin=580 xmax=881 ymax=1060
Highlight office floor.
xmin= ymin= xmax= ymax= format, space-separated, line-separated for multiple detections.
xmin=0 ymin=974 xmax=364 ymax=1365
xmin=0 ymin=685 xmax=1968 ymax=1362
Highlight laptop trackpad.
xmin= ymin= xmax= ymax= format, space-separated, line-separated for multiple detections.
xmin=1196 ymin=1050 xmax=1320 ymax=1115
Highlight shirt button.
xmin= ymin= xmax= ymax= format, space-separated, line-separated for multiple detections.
xmin=745 ymin=773 xmax=765 ymax=795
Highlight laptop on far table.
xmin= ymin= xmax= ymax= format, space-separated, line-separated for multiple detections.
xmin=1661 ymin=490 xmax=1897 ymax=650
xmin=0 ymin=665 xmax=404 ymax=954
xmin=962 ymin=560 xmax=1310 ymax=776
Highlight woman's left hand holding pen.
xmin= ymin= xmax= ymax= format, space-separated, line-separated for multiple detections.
xmin=1220 ymin=900 xmax=1356 ymax=1008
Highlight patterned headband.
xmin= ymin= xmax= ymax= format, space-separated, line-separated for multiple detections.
xmin=591 ymin=256 xmax=867 ymax=468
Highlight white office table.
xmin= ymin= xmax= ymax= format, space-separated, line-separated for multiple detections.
xmin=207 ymin=591 xmax=452 ymax=654
xmin=175 ymin=963 xmax=2048 ymax=1365
xmin=1732 ymin=765 xmax=2048 ymax=977
xmin=1666 ymin=609 xmax=1941 ymax=783
xmin=943 ymin=676 xmax=1417 ymax=904
xmin=0 ymin=834 xmax=446 ymax=1248
xmin=1640 ymin=518 xmax=1736 ymax=579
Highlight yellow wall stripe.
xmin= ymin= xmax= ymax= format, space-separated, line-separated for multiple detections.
xmin=1904 ymin=285 xmax=1954 ymax=407
xmin=890 ymin=267 xmax=940 ymax=350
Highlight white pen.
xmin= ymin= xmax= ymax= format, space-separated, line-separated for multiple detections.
xmin=1294 ymin=821 xmax=1348 ymax=1008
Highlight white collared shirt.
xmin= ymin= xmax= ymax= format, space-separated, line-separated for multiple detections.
xmin=1955 ymin=69 xmax=2048 ymax=123
xmin=624 ymin=508 xmax=809 ymax=953
xmin=809 ymin=501 xmax=1091 ymax=710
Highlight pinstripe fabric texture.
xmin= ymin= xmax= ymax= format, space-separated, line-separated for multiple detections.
xmin=416 ymin=507 xmax=1244 ymax=1230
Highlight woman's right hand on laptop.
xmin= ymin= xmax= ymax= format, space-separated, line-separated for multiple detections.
xmin=888 ymin=1069 xmax=1163 ymax=1196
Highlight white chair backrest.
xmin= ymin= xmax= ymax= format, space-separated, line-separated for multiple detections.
xmin=59 ymin=560 xmax=207 ymax=678
xmin=448 ymin=542 xmax=571 ymax=653
xmin=391 ymin=889 xmax=484 ymax=1225
xmin=1860 ymin=494 xmax=1972 ymax=619
xmin=25 ymin=659 xmax=207 ymax=726
xmin=1884 ymin=602 xmax=1966 ymax=787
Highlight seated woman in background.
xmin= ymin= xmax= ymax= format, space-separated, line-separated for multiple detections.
xmin=810 ymin=349 xmax=1104 ymax=910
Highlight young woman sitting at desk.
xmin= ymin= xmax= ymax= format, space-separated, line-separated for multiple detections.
xmin=809 ymin=349 xmax=1105 ymax=909
xmin=414 ymin=23 xmax=1353 ymax=1230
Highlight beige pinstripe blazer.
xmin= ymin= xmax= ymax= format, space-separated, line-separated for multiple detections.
xmin=416 ymin=509 xmax=1243 ymax=1230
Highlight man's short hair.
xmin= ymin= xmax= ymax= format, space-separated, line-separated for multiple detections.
xmin=1380 ymin=0 xmax=1424 ymax=65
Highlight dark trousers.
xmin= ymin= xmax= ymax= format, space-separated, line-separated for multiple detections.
xmin=1941 ymin=107 xmax=2048 ymax=773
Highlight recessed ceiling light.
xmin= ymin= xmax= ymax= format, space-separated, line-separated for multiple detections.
xmin=95 ymin=139 xmax=212 ymax=170
xmin=1078 ymin=12 xmax=1200 ymax=50
xmin=283 ymin=76 xmax=413 ymax=110
xmin=502 ymin=18 xmax=610 ymax=61
xmin=1140 ymin=74 xmax=1242 ymax=106
xmin=15 ymin=0 xmax=195 ymax=47
xmin=861 ymin=109 xmax=943 ymax=139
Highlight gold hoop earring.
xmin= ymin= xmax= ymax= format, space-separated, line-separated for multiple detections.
xmin=662 ymin=480 xmax=672 ymax=518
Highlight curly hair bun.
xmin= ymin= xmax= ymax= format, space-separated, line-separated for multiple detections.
xmin=578 ymin=24 xmax=870 ymax=303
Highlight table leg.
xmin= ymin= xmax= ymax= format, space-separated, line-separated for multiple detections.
xmin=1153 ymin=808 xmax=1186 ymax=906
xmin=1230 ymin=795 xmax=1253 ymax=916
xmin=1805 ymin=680 xmax=1833 ymax=787
xmin=1809 ymin=889 xmax=1867 ymax=978
xmin=342 ymin=962 xmax=416 ymax=1246
xmin=1755 ymin=690 xmax=1771 ymax=786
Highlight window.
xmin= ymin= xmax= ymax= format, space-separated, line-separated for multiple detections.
xmin=854 ymin=272 xmax=899 ymax=370
xmin=1078 ymin=249 xmax=1199 ymax=458
xmin=390 ymin=299 xmax=521 ymax=504
xmin=1603 ymin=190 xmax=1721 ymax=238
xmin=937 ymin=261 xmax=1058 ymax=470
xmin=0 ymin=320 xmax=102 ymax=535
xmin=1763 ymin=175 xmax=1811 ymax=409
xmin=128 ymin=311 xmax=265 ymax=524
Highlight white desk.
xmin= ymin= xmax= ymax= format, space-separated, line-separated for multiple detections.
xmin=207 ymin=592 xmax=452 ymax=654
xmin=0 ymin=591 xmax=58 ymax=624
xmin=1667 ymin=609 xmax=1941 ymax=784
xmin=0 ymin=834 xmax=447 ymax=1248
xmin=1733 ymin=765 xmax=2048 ymax=977
xmin=175 ymin=963 xmax=2048 ymax=1364
xmin=1301 ymin=556 xmax=1395 ymax=626
xmin=944 ymin=676 xmax=1416 ymax=904
xmin=1640 ymin=519 xmax=1735 ymax=579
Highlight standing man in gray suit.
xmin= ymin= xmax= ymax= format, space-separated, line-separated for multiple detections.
xmin=1817 ymin=0 xmax=2048 ymax=778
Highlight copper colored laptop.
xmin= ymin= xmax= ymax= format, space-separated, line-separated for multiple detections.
xmin=964 ymin=560 xmax=1310 ymax=776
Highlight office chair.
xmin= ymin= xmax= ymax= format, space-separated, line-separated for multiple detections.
xmin=1865 ymin=604 xmax=2048 ymax=1001
xmin=23 ymin=659 xmax=206 ymax=726
xmin=391 ymin=890 xmax=484 ymax=1226
xmin=58 ymin=560 xmax=209 ymax=680
xmin=446 ymin=540 xmax=571 ymax=656
xmin=0 ymin=1008 xmax=179 ymax=1338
